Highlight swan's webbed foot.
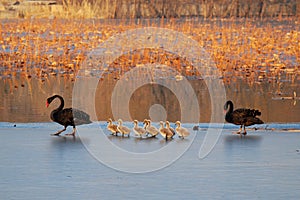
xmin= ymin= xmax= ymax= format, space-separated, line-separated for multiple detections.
xmin=51 ymin=132 xmax=61 ymax=136
xmin=51 ymin=128 xmax=66 ymax=136
xmin=241 ymin=131 xmax=247 ymax=137
xmin=234 ymin=126 xmax=243 ymax=135
xmin=233 ymin=131 xmax=241 ymax=135
xmin=65 ymin=132 xmax=75 ymax=136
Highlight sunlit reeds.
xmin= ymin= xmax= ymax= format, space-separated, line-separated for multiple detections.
xmin=0 ymin=17 xmax=299 ymax=90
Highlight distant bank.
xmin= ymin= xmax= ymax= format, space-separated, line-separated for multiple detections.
xmin=0 ymin=0 xmax=300 ymax=19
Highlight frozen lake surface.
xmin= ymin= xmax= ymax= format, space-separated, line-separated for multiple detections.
xmin=1 ymin=122 xmax=300 ymax=199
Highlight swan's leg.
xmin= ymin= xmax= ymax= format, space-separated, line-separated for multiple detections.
xmin=243 ymin=125 xmax=247 ymax=136
xmin=51 ymin=127 xmax=66 ymax=136
xmin=239 ymin=125 xmax=243 ymax=133
xmin=66 ymin=127 xmax=76 ymax=136
xmin=235 ymin=125 xmax=242 ymax=134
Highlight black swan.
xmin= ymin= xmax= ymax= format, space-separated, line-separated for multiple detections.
xmin=224 ymin=100 xmax=264 ymax=136
xmin=46 ymin=95 xmax=92 ymax=136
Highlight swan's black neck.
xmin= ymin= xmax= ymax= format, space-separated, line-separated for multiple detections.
xmin=53 ymin=95 xmax=64 ymax=111
xmin=225 ymin=100 xmax=234 ymax=115
xmin=224 ymin=101 xmax=234 ymax=123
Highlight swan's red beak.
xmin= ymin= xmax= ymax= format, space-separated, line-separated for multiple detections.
xmin=223 ymin=110 xmax=227 ymax=114
xmin=46 ymin=102 xmax=49 ymax=108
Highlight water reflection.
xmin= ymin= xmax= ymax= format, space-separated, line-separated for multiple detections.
xmin=222 ymin=133 xmax=263 ymax=163
xmin=50 ymin=135 xmax=79 ymax=145
xmin=107 ymin=131 xmax=164 ymax=153
xmin=0 ymin=75 xmax=299 ymax=123
xmin=224 ymin=134 xmax=263 ymax=145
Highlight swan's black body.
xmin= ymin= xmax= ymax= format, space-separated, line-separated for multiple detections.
xmin=224 ymin=100 xmax=263 ymax=136
xmin=46 ymin=95 xmax=92 ymax=136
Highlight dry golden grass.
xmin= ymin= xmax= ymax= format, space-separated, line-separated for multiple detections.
xmin=0 ymin=17 xmax=299 ymax=87
xmin=2 ymin=0 xmax=299 ymax=19
xmin=0 ymin=0 xmax=111 ymax=19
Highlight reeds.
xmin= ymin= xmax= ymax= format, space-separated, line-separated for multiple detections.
xmin=0 ymin=17 xmax=299 ymax=88
xmin=4 ymin=0 xmax=299 ymax=19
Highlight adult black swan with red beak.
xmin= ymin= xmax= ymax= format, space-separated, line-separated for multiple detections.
xmin=46 ymin=95 xmax=92 ymax=136
xmin=224 ymin=100 xmax=264 ymax=136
